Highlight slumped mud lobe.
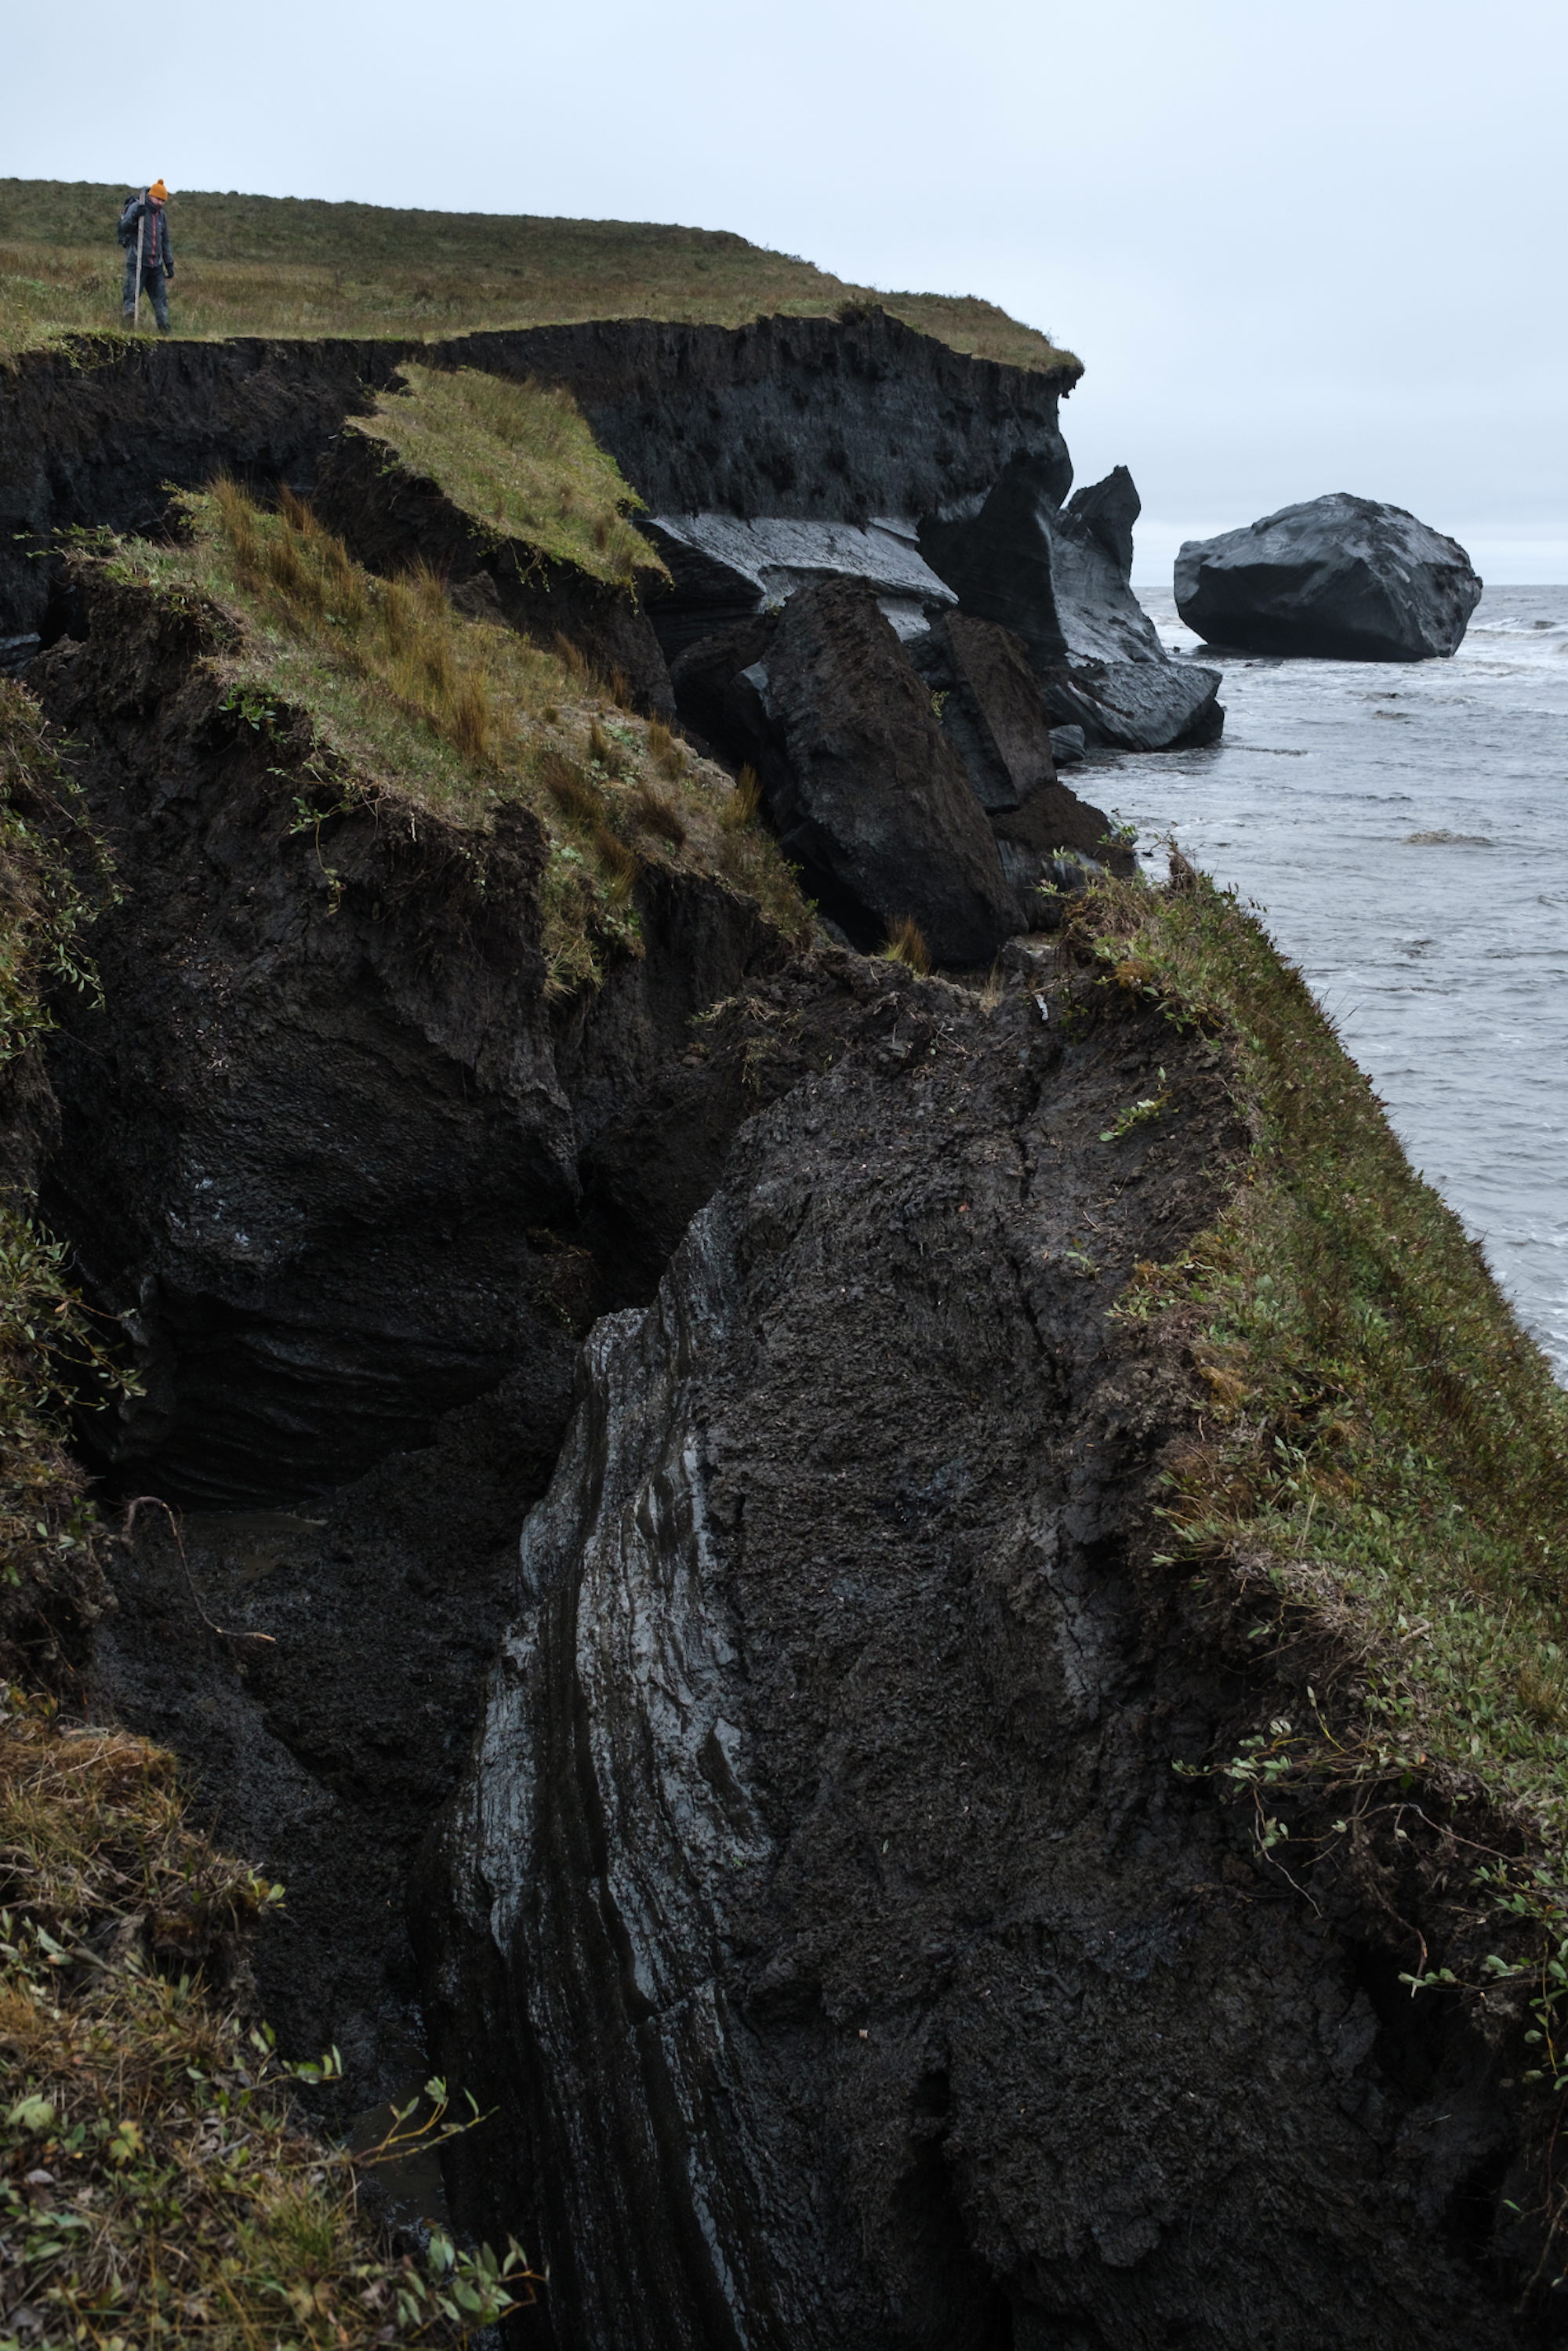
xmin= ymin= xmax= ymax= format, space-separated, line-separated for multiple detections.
xmin=423 ymin=969 xmax=1524 ymax=2351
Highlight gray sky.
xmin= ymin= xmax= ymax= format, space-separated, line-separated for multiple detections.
xmin=9 ymin=0 xmax=1564 ymax=580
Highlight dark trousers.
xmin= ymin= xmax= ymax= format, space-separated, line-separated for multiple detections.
xmin=122 ymin=254 xmax=169 ymax=329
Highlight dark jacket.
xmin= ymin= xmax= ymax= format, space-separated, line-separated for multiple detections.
xmin=118 ymin=194 xmax=174 ymax=274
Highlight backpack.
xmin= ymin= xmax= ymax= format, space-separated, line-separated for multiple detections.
xmin=117 ymin=194 xmax=142 ymax=250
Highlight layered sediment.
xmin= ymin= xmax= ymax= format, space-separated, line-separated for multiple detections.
xmin=420 ymin=941 xmax=1532 ymax=2351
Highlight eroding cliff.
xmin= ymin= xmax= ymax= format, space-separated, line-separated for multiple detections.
xmin=421 ymin=943 xmax=1527 ymax=2350
xmin=0 ymin=311 xmax=1072 ymax=651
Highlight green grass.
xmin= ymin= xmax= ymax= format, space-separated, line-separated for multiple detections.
xmin=1070 ymin=870 xmax=1568 ymax=1837
xmin=0 ymin=681 xmax=108 ymax=1071
xmin=350 ymin=365 xmax=668 ymax=590
xmin=0 ymin=1689 xmax=539 ymax=2346
xmin=93 ymin=482 xmax=812 ymax=992
xmin=0 ymin=179 xmax=1081 ymax=376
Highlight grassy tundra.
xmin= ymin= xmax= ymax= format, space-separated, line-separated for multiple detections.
xmin=0 ymin=179 xmax=1080 ymax=375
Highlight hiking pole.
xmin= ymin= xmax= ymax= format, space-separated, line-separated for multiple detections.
xmin=132 ymin=192 xmax=145 ymax=333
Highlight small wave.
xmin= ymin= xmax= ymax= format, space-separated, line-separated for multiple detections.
xmin=1405 ymin=829 xmax=1494 ymax=846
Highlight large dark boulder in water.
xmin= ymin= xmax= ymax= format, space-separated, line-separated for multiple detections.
xmin=920 ymin=458 xmax=1224 ymax=751
xmin=1174 ymin=494 xmax=1483 ymax=660
xmin=423 ymin=956 xmax=1524 ymax=2351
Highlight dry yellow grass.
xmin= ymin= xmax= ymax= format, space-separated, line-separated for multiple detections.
xmin=0 ymin=1692 xmax=538 ymax=2343
xmin=98 ymin=487 xmax=815 ymax=994
xmin=878 ymin=913 xmax=934 ymax=975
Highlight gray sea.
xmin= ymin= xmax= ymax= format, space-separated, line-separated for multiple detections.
xmin=1102 ymin=585 xmax=1568 ymax=1380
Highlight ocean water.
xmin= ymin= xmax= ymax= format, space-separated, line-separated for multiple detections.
xmin=1096 ymin=585 xmax=1568 ymax=1379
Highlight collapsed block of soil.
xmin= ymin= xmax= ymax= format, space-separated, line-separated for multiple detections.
xmin=423 ymin=956 xmax=1523 ymax=2351
xmin=750 ymin=578 xmax=1022 ymax=964
xmin=906 ymin=612 xmax=1058 ymax=814
xmin=313 ymin=387 xmax=675 ymax=716
xmin=28 ymin=565 xmax=781 ymax=1506
xmin=921 ymin=457 xmax=1225 ymax=750
xmin=641 ymin=513 xmax=956 ymax=659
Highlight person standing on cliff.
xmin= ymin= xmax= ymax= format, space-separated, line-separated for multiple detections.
xmin=118 ymin=182 xmax=175 ymax=333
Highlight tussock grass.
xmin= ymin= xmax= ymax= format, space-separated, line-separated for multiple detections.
xmin=96 ymin=488 xmax=813 ymax=993
xmin=877 ymin=915 xmax=933 ymax=977
xmin=644 ymin=720 xmax=686 ymax=784
xmin=351 ymin=366 xmax=667 ymax=592
xmin=628 ymin=781 xmax=687 ymax=849
xmin=719 ymin=764 xmax=762 ymax=834
xmin=539 ymin=748 xmax=640 ymax=906
xmin=585 ymin=720 xmax=626 ymax=774
xmin=0 ymin=1692 xmax=536 ymax=2345
xmin=0 ymin=181 xmax=1080 ymax=376
xmin=209 ymin=477 xmax=514 ymax=782
xmin=704 ymin=760 xmax=814 ymax=929
xmin=1072 ymin=866 xmax=1568 ymax=1835
xmin=0 ymin=684 xmax=124 ymax=1649
xmin=0 ymin=682 xmax=109 ymax=1072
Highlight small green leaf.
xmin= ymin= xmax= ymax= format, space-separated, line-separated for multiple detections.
xmin=6 ymin=2095 xmax=56 ymax=2133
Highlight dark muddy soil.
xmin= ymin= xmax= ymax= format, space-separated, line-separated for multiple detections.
xmin=86 ymin=1368 xmax=564 ymax=2121
xmin=421 ymin=946 xmax=1539 ymax=2351
xmin=0 ymin=337 xmax=405 ymax=638
xmin=82 ymin=956 xmax=891 ymax=2121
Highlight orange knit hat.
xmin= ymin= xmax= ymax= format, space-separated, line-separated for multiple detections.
xmin=148 ymin=180 xmax=168 ymax=202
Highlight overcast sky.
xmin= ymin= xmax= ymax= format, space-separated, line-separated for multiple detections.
xmin=9 ymin=0 xmax=1564 ymax=580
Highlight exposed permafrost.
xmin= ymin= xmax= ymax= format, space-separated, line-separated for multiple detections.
xmin=425 ymin=969 xmax=1523 ymax=2351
